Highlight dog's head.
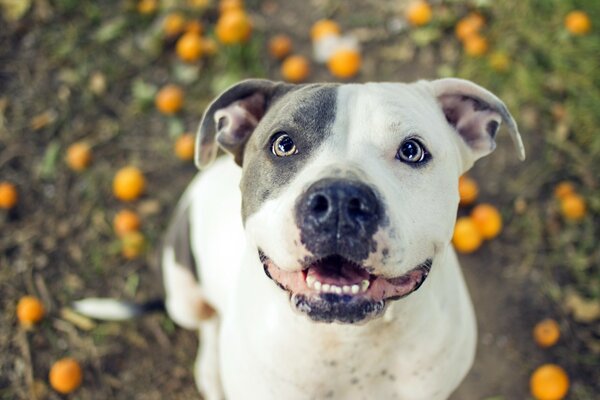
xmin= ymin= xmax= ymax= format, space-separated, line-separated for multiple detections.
xmin=195 ymin=79 xmax=525 ymax=324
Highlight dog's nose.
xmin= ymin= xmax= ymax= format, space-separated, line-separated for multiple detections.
xmin=296 ymin=179 xmax=381 ymax=261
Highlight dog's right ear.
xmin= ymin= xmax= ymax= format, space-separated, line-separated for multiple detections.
xmin=195 ymin=79 xmax=293 ymax=169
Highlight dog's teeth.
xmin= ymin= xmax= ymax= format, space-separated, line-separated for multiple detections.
xmin=342 ymin=285 xmax=351 ymax=294
xmin=360 ymin=280 xmax=370 ymax=292
xmin=321 ymin=284 xmax=331 ymax=293
xmin=306 ymin=275 xmax=315 ymax=288
xmin=314 ymin=281 xmax=322 ymax=291
xmin=332 ymin=285 xmax=342 ymax=294
xmin=351 ymin=285 xmax=360 ymax=294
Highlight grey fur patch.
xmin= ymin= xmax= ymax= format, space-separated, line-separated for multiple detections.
xmin=240 ymin=84 xmax=339 ymax=222
xmin=163 ymin=201 xmax=198 ymax=281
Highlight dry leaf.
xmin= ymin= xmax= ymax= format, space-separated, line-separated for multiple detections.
xmin=565 ymin=292 xmax=600 ymax=323
xmin=30 ymin=110 xmax=57 ymax=130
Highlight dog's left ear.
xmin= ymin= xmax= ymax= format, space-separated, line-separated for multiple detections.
xmin=430 ymin=78 xmax=525 ymax=167
xmin=195 ymin=79 xmax=294 ymax=169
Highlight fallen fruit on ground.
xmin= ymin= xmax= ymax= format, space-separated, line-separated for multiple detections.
xmin=49 ymin=358 xmax=83 ymax=394
xmin=155 ymin=84 xmax=184 ymax=115
xmin=137 ymin=0 xmax=157 ymax=15
xmin=216 ymin=9 xmax=252 ymax=44
xmin=310 ymin=19 xmax=341 ymax=41
xmin=327 ymin=49 xmax=362 ymax=79
xmin=564 ymin=10 xmax=591 ymax=36
xmin=533 ymin=318 xmax=560 ymax=348
xmin=452 ymin=217 xmax=483 ymax=253
xmin=163 ymin=12 xmax=186 ymax=37
xmin=405 ymin=1 xmax=432 ymax=27
xmin=113 ymin=209 xmax=141 ymax=237
xmin=269 ymin=34 xmax=293 ymax=60
xmin=185 ymin=20 xmax=203 ymax=35
xmin=463 ymin=34 xmax=488 ymax=57
xmin=219 ymin=0 xmax=244 ymax=14
xmin=176 ymin=32 xmax=203 ymax=62
xmin=281 ymin=55 xmax=310 ymax=83
xmin=471 ymin=203 xmax=502 ymax=240
xmin=553 ymin=181 xmax=575 ymax=200
xmin=113 ymin=166 xmax=146 ymax=202
xmin=16 ymin=296 xmax=45 ymax=325
xmin=174 ymin=133 xmax=196 ymax=161
xmin=458 ymin=175 xmax=478 ymax=206
xmin=455 ymin=12 xmax=485 ymax=41
xmin=122 ymin=231 xmax=146 ymax=259
xmin=0 ymin=182 xmax=18 ymax=209
xmin=65 ymin=142 xmax=92 ymax=172
xmin=560 ymin=193 xmax=586 ymax=221
xmin=530 ymin=364 xmax=569 ymax=400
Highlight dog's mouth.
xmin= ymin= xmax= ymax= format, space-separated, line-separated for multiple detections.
xmin=260 ymin=252 xmax=432 ymax=324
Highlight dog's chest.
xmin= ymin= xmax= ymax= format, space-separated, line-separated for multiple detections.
xmin=219 ymin=302 xmax=458 ymax=400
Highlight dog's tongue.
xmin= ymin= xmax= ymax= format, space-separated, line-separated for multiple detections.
xmin=306 ymin=256 xmax=370 ymax=286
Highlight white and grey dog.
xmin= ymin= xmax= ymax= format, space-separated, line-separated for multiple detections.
xmin=78 ymin=78 xmax=525 ymax=400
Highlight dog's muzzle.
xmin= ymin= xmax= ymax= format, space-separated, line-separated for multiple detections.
xmin=260 ymin=253 xmax=432 ymax=324
xmin=258 ymin=178 xmax=431 ymax=324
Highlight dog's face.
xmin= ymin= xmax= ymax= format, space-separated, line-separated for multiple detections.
xmin=196 ymin=79 xmax=524 ymax=324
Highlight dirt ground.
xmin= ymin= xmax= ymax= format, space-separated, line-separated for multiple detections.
xmin=1 ymin=0 xmax=598 ymax=399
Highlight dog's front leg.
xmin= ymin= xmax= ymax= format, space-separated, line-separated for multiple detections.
xmin=195 ymin=318 xmax=224 ymax=400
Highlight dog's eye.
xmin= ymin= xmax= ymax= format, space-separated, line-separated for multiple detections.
xmin=396 ymin=138 xmax=429 ymax=165
xmin=272 ymin=133 xmax=298 ymax=157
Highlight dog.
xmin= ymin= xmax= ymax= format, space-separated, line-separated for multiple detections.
xmin=77 ymin=78 xmax=525 ymax=400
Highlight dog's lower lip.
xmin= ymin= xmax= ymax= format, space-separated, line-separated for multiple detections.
xmin=259 ymin=251 xmax=432 ymax=303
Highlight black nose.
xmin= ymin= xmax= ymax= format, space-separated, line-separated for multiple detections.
xmin=295 ymin=179 xmax=382 ymax=261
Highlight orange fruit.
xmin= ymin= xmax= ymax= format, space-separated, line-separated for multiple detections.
xmin=310 ymin=19 xmax=341 ymax=41
xmin=113 ymin=166 xmax=146 ymax=202
xmin=0 ymin=182 xmax=18 ymax=209
xmin=113 ymin=209 xmax=141 ymax=237
xmin=219 ymin=0 xmax=244 ymax=14
xmin=463 ymin=34 xmax=488 ymax=57
xmin=533 ymin=318 xmax=560 ymax=348
xmin=470 ymin=203 xmax=502 ymax=240
xmin=163 ymin=12 xmax=186 ymax=37
xmin=174 ymin=133 xmax=196 ymax=161
xmin=281 ymin=55 xmax=310 ymax=83
xmin=452 ymin=217 xmax=483 ymax=254
xmin=137 ymin=0 xmax=157 ymax=15
xmin=553 ymin=181 xmax=575 ymax=200
xmin=176 ymin=32 xmax=203 ymax=62
xmin=155 ymin=84 xmax=184 ymax=115
xmin=530 ymin=364 xmax=569 ymax=400
xmin=269 ymin=34 xmax=293 ymax=60
xmin=560 ymin=193 xmax=586 ymax=221
xmin=185 ymin=20 xmax=204 ymax=35
xmin=65 ymin=142 xmax=92 ymax=172
xmin=188 ymin=0 xmax=210 ymax=9
xmin=458 ymin=176 xmax=478 ymax=206
xmin=488 ymin=51 xmax=510 ymax=72
xmin=327 ymin=49 xmax=362 ymax=79
xmin=201 ymin=38 xmax=218 ymax=56
xmin=405 ymin=1 xmax=432 ymax=27
xmin=16 ymin=296 xmax=45 ymax=325
xmin=215 ymin=9 xmax=252 ymax=45
xmin=122 ymin=231 xmax=146 ymax=259
xmin=455 ymin=13 xmax=485 ymax=41
xmin=49 ymin=358 xmax=83 ymax=394
xmin=565 ymin=10 xmax=591 ymax=36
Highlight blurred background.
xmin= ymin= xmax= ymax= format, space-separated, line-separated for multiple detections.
xmin=0 ymin=0 xmax=598 ymax=399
